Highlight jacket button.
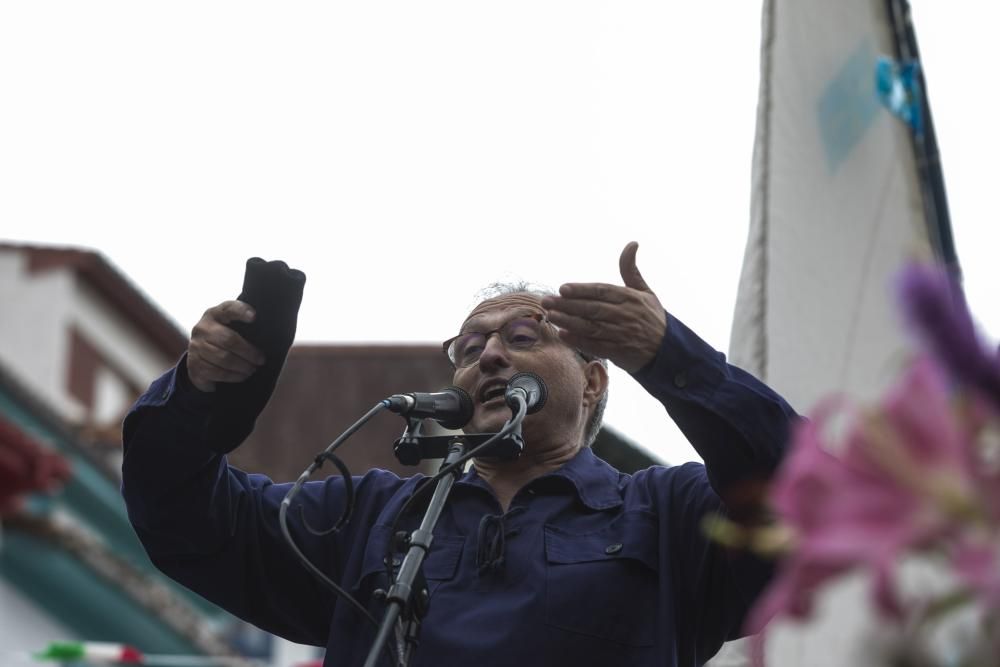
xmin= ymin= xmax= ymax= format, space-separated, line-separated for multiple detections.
xmin=673 ymin=372 xmax=687 ymax=389
xmin=605 ymin=543 xmax=623 ymax=555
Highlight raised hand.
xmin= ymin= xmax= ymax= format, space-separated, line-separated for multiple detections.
xmin=186 ymin=300 xmax=266 ymax=392
xmin=541 ymin=242 xmax=667 ymax=373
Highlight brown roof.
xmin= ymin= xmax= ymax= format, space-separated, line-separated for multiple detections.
xmin=1 ymin=243 xmax=188 ymax=359
xmin=230 ymin=344 xmax=455 ymax=482
xmin=230 ymin=344 xmax=664 ymax=482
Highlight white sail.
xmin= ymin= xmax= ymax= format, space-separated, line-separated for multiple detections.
xmin=731 ymin=0 xmax=952 ymax=407
xmin=719 ymin=1 xmax=956 ymax=665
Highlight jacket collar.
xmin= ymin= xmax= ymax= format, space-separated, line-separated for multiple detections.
xmin=459 ymin=446 xmax=624 ymax=511
xmin=545 ymin=447 xmax=624 ymax=511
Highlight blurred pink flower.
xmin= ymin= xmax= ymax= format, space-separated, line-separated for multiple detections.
xmin=749 ymin=358 xmax=982 ymax=631
xmin=744 ymin=264 xmax=1000 ymax=667
xmin=952 ymin=541 xmax=1000 ymax=609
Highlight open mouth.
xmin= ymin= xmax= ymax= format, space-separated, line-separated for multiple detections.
xmin=478 ymin=380 xmax=508 ymax=405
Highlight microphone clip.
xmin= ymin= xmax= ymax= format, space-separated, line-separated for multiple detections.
xmin=392 ymin=426 xmax=523 ymax=465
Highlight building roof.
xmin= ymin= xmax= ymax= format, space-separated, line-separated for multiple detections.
xmin=231 ymin=344 xmax=457 ymax=481
xmin=230 ymin=344 xmax=663 ymax=482
xmin=0 ymin=243 xmax=188 ymax=359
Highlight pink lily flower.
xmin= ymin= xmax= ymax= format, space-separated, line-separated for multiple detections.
xmin=750 ymin=357 xmax=984 ymax=631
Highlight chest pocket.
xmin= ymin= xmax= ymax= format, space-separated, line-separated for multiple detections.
xmin=543 ymin=511 xmax=658 ymax=647
xmin=353 ymin=525 xmax=466 ymax=606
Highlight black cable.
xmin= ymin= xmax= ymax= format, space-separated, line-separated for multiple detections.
xmin=278 ymin=400 xmax=398 ymax=667
xmin=301 ymin=452 xmax=354 ymax=536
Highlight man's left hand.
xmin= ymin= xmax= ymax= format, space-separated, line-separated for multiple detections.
xmin=541 ymin=241 xmax=667 ymax=374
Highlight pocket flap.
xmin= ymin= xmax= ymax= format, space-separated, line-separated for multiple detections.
xmin=355 ymin=526 xmax=465 ymax=590
xmin=543 ymin=512 xmax=657 ymax=571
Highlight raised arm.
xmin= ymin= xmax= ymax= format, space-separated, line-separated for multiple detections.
xmin=541 ymin=241 xmax=799 ymax=661
xmin=540 ymin=241 xmax=796 ymax=495
xmin=122 ymin=282 xmax=403 ymax=645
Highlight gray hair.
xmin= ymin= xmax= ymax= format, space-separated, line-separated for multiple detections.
xmin=472 ymin=281 xmax=609 ymax=447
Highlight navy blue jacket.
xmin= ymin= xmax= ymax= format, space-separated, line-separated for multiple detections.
xmin=122 ymin=314 xmax=797 ymax=666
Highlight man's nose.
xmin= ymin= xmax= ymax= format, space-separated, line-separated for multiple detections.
xmin=478 ymin=332 xmax=511 ymax=371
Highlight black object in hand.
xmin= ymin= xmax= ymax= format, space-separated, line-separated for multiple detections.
xmin=205 ymin=258 xmax=306 ymax=454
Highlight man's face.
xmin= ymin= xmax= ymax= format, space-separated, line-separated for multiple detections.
xmin=450 ymin=293 xmax=592 ymax=449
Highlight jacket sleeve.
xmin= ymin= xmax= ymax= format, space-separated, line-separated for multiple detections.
xmin=121 ymin=360 xmax=404 ymax=645
xmin=632 ymin=312 xmax=798 ymax=506
xmin=631 ymin=313 xmax=799 ymax=661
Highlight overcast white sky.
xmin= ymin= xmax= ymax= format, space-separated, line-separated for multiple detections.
xmin=1 ymin=2 xmax=996 ymax=465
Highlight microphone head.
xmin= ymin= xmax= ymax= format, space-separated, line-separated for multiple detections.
xmin=384 ymin=386 xmax=474 ymax=429
xmin=438 ymin=386 xmax=474 ymax=429
xmin=505 ymin=372 xmax=548 ymax=414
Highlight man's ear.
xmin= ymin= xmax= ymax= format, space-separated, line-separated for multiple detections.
xmin=583 ymin=359 xmax=609 ymax=408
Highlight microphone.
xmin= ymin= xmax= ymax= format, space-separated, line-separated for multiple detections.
xmin=504 ymin=372 xmax=547 ymax=414
xmin=384 ymin=387 xmax=474 ymax=430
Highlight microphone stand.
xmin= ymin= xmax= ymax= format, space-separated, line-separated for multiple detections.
xmin=362 ymin=437 xmax=468 ymax=667
xmin=365 ymin=392 xmax=531 ymax=667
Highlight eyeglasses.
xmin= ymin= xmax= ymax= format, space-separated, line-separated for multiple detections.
xmin=442 ymin=313 xmax=548 ymax=368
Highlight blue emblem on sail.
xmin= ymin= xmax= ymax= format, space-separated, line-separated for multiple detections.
xmin=875 ymin=56 xmax=924 ymax=137
xmin=817 ymin=40 xmax=881 ymax=172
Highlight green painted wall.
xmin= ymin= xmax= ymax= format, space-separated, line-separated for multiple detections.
xmin=0 ymin=382 xmax=227 ymax=654
xmin=0 ymin=532 xmax=199 ymax=655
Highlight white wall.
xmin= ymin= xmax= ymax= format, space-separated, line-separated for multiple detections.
xmin=0 ymin=250 xmax=80 ymax=420
xmin=71 ymin=278 xmax=177 ymax=406
xmin=0 ymin=248 xmax=178 ymax=425
xmin=0 ymin=576 xmax=79 ymax=667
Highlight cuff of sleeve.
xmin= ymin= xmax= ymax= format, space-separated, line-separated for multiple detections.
xmin=122 ymin=356 xmax=219 ymax=464
xmin=127 ymin=354 xmax=215 ymax=415
xmin=632 ymin=311 xmax=727 ymax=403
xmin=170 ymin=354 xmax=217 ymax=414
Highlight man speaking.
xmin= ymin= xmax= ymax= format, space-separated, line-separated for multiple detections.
xmin=121 ymin=242 xmax=798 ymax=666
